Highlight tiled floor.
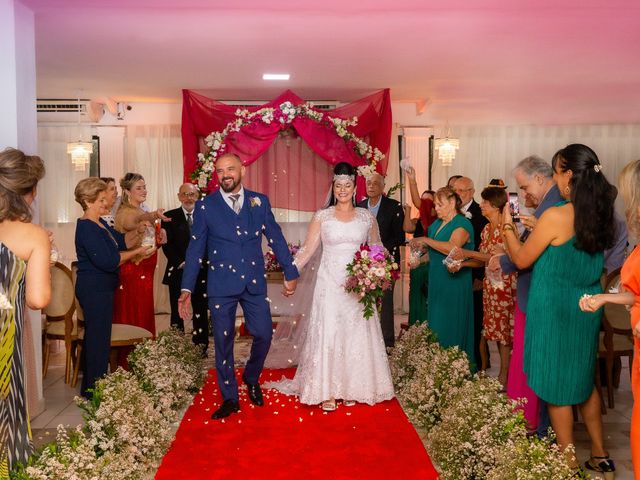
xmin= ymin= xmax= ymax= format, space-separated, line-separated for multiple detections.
xmin=33 ymin=313 xmax=634 ymax=478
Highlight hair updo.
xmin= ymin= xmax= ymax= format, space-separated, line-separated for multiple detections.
xmin=0 ymin=148 xmax=45 ymax=222
xmin=119 ymin=172 xmax=144 ymax=209
xmin=325 ymin=162 xmax=357 ymax=208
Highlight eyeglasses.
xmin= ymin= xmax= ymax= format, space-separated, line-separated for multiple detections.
xmin=179 ymin=192 xmax=198 ymax=197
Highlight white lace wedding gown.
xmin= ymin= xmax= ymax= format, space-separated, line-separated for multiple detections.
xmin=265 ymin=207 xmax=395 ymax=405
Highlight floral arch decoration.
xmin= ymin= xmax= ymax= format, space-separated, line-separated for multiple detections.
xmin=181 ymin=89 xmax=392 ymax=206
xmin=191 ymin=101 xmax=383 ymax=193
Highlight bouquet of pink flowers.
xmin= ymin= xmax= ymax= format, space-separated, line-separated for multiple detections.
xmin=264 ymin=243 xmax=301 ymax=272
xmin=344 ymin=243 xmax=400 ymax=320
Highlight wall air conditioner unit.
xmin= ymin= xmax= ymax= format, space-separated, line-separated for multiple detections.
xmin=222 ymin=100 xmax=341 ymax=111
xmin=37 ymin=98 xmax=105 ymax=123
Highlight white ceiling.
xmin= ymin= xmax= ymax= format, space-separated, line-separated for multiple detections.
xmin=23 ymin=0 xmax=640 ymax=125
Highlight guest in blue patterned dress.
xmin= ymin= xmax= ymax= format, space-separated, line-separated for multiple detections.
xmin=0 ymin=148 xmax=51 ymax=477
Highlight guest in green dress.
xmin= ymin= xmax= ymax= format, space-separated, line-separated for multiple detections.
xmin=410 ymin=186 xmax=475 ymax=369
xmin=403 ymin=191 xmax=436 ymax=326
xmin=502 ymin=144 xmax=617 ymax=476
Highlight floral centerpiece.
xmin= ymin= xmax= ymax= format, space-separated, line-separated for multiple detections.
xmin=264 ymin=242 xmax=301 ymax=273
xmin=344 ymin=243 xmax=400 ymax=320
xmin=191 ymin=101 xmax=384 ymax=193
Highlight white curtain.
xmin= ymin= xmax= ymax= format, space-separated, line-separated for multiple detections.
xmin=430 ymin=124 xmax=640 ymax=198
xmin=125 ymin=125 xmax=183 ymax=313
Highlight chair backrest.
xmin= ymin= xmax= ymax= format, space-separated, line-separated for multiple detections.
xmin=603 ymin=268 xmax=632 ymax=334
xmin=43 ymin=262 xmax=76 ymax=337
xmin=70 ymin=261 xmax=84 ymax=323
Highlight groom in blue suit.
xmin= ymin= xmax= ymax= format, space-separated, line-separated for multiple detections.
xmin=179 ymin=153 xmax=299 ymax=419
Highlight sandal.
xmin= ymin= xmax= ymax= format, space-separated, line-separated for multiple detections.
xmin=321 ymin=399 xmax=337 ymax=412
xmin=343 ymin=400 xmax=356 ymax=407
xmin=584 ymin=454 xmax=615 ymax=479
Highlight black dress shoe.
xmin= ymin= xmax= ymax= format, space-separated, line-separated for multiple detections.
xmin=211 ymin=399 xmax=239 ymax=420
xmin=242 ymin=375 xmax=264 ymax=406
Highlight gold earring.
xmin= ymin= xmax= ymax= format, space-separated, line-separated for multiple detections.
xmin=564 ymin=186 xmax=570 ymax=195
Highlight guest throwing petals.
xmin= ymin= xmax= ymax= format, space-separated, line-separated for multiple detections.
xmin=113 ymin=172 xmax=169 ymax=339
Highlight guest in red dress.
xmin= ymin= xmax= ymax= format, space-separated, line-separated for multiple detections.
xmin=113 ymin=172 xmax=167 ymax=340
xmin=449 ymin=180 xmax=516 ymax=387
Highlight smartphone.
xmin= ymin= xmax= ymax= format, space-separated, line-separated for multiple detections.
xmin=508 ymin=192 xmax=520 ymax=222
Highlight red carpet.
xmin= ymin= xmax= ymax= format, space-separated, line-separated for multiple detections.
xmin=156 ymin=368 xmax=439 ymax=479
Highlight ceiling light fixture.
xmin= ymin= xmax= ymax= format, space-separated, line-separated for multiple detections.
xmin=67 ymin=90 xmax=93 ymax=171
xmin=434 ymin=124 xmax=459 ymax=167
xmin=262 ymin=73 xmax=290 ymax=81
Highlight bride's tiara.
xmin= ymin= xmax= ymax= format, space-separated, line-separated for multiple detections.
xmin=333 ymin=174 xmax=355 ymax=182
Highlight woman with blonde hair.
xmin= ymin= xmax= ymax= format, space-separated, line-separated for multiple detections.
xmin=113 ymin=172 xmax=168 ymax=339
xmin=580 ymin=158 xmax=640 ymax=477
xmin=0 ymin=148 xmax=50 ymax=476
xmin=74 ymin=177 xmax=153 ymax=397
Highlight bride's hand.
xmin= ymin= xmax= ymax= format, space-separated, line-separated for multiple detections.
xmin=282 ymin=278 xmax=297 ymax=297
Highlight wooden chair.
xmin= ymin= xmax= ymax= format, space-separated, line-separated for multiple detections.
xmin=69 ymin=263 xmax=153 ymax=387
xmin=598 ymin=267 xmax=634 ymax=409
xmin=42 ymin=262 xmax=77 ymax=383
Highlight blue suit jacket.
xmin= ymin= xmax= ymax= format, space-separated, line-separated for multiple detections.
xmin=181 ymin=188 xmax=299 ymax=298
xmin=500 ymin=184 xmax=563 ymax=310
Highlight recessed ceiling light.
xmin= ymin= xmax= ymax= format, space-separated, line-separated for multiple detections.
xmin=262 ymin=73 xmax=290 ymax=81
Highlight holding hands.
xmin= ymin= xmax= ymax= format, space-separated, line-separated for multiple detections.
xmin=282 ymin=278 xmax=298 ymax=297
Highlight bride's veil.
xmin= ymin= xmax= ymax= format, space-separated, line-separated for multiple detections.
xmin=263 ymin=183 xmax=333 ymax=369
xmin=263 ymin=247 xmax=321 ymax=368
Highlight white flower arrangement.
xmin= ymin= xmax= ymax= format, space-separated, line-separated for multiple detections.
xmin=191 ymin=101 xmax=384 ymax=192
xmin=390 ymin=324 xmax=576 ymax=479
xmin=12 ymin=328 xmax=205 ymax=480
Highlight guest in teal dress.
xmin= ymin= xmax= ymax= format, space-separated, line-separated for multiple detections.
xmin=410 ymin=186 xmax=475 ymax=370
xmin=502 ymin=144 xmax=617 ymax=475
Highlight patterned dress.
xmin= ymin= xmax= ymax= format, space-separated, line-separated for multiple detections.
xmin=0 ymin=243 xmax=32 ymax=478
xmin=479 ymin=224 xmax=516 ymax=344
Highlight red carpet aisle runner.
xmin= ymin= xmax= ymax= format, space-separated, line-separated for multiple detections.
xmin=156 ymin=368 xmax=439 ymax=480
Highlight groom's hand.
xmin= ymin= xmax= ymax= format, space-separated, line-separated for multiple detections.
xmin=282 ymin=278 xmax=297 ymax=297
xmin=178 ymin=291 xmax=192 ymax=321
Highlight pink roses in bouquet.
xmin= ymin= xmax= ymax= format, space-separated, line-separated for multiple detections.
xmin=344 ymin=243 xmax=400 ymax=320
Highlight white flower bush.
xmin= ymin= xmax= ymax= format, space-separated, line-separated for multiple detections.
xmin=11 ymin=328 xmax=205 ymax=479
xmin=390 ymin=324 xmax=576 ymax=479
xmin=128 ymin=328 xmax=205 ymax=418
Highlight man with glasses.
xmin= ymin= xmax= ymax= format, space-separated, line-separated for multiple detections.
xmin=162 ymin=182 xmax=210 ymax=355
xmin=453 ymin=176 xmax=488 ymax=370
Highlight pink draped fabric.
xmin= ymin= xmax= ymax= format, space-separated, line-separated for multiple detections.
xmin=181 ymin=89 xmax=392 ymax=211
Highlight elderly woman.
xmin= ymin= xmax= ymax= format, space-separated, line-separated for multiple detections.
xmin=0 ymin=148 xmax=50 ymax=475
xmin=113 ymin=172 xmax=167 ymax=338
xmin=503 ymin=144 xmax=616 ymax=476
xmin=74 ymin=177 xmax=153 ymax=397
xmin=410 ymin=186 xmax=475 ymax=369
xmin=450 ymin=181 xmax=516 ymax=386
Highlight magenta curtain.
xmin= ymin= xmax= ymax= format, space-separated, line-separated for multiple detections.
xmin=181 ymin=89 xmax=392 ymax=211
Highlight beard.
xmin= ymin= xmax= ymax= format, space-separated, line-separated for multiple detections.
xmin=219 ymin=176 xmax=241 ymax=193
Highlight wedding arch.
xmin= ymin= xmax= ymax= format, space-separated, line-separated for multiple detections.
xmin=181 ymin=89 xmax=392 ymax=210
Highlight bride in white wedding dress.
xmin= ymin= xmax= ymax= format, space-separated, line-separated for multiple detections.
xmin=265 ymin=162 xmax=395 ymax=411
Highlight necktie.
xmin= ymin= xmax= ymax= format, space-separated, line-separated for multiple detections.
xmin=186 ymin=213 xmax=193 ymax=227
xmin=230 ymin=194 xmax=241 ymax=214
